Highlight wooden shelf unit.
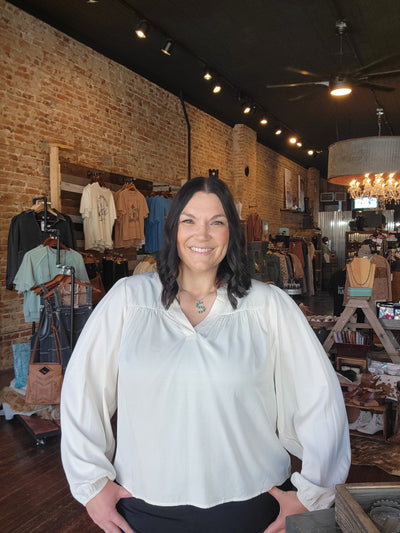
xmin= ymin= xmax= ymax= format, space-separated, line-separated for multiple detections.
xmin=345 ymin=230 xmax=388 ymax=262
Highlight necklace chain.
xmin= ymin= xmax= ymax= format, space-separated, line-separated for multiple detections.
xmin=347 ymin=260 xmax=374 ymax=287
xmin=178 ymin=286 xmax=217 ymax=314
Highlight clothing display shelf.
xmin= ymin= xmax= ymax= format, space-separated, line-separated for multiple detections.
xmin=323 ymin=297 xmax=400 ymax=363
xmin=336 ymin=355 xmax=392 ymax=440
xmin=345 ymin=231 xmax=388 ymax=262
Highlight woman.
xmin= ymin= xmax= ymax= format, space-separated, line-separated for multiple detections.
xmin=61 ymin=176 xmax=350 ymax=533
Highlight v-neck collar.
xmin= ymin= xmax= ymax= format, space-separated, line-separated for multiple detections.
xmin=168 ymin=285 xmax=230 ymax=333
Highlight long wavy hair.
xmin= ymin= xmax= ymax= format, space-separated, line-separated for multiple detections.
xmin=157 ymin=176 xmax=251 ymax=309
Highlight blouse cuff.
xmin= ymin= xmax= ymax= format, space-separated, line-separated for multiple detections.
xmin=290 ymin=472 xmax=335 ymax=511
xmin=73 ymin=475 xmax=111 ymax=506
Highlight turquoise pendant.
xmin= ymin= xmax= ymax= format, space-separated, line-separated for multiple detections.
xmin=195 ymin=300 xmax=206 ymax=314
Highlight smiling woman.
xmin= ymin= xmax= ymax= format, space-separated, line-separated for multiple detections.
xmin=61 ymin=176 xmax=350 ymax=533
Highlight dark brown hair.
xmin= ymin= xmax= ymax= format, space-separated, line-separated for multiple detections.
xmin=157 ymin=176 xmax=251 ymax=309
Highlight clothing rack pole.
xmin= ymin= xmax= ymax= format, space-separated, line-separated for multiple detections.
xmin=54 ymin=228 xmax=61 ymax=267
xmin=64 ymin=265 xmax=76 ymax=350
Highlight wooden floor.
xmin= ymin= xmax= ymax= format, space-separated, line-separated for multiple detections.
xmin=1 ymin=415 xmax=99 ymax=533
xmin=1 ymin=360 xmax=400 ymax=533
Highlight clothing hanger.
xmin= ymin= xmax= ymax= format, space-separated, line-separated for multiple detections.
xmin=31 ymin=274 xmax=71 ymax=294
xmin=31 ymin=200 xmax=58 ymax=217
xmin=43 ymin=277 xmax=100 ymax=300
xmin=42 ymin=237 xmax=70 ymax=250
xmin=88 ymin=171 xmax=106 ymax=187
xmin=82 ymin=252 xmax=98 ymax=264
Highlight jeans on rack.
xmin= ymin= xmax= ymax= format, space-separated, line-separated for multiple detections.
xmin=31 ymin=285 xmax=92 ymax=372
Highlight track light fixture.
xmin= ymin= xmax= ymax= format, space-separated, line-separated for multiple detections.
xmin=161 ymin=39 xmax=173 ymax=55
xmin=128 ymin=12 xmax=311 ymax=153
xmin=135 ymin=20 xmax=148 ymax=39
xmin=242 ymin=102 xmax=252 ymax=114
xmin=212 ymin=80 xmax=222 ymax=94
xmin=203 ymin=67 xmax=212 ymax=81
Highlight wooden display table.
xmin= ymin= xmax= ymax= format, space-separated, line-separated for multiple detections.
xmin=345 ymin=401 xmax=391 ymax=440
xmin=323 ymin=297 xmax=400 ymax=363
xmin=286 ymin=508 xmax=340 ymax=532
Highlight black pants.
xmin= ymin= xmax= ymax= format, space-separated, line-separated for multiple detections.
xmin=116 ymin=479 xmax=293 ymax=533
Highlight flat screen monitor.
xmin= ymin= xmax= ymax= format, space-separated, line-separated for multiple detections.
xmin=353 ymin=197 xmax=378 ymax=209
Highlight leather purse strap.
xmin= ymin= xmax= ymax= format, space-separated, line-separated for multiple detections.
xmin=30 ymin=302 xmax=62 ymax=365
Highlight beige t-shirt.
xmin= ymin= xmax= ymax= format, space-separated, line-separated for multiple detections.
xmin=80 ymin=183 xmax=116 ymax=252
xmin=114 ymin=188 xmax=149 ymax=248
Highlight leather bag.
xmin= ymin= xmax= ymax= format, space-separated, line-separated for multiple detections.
xmin=25 ymin=307 xmax=63 ymax=405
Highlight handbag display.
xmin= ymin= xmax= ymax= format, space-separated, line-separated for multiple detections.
xmin=25 ymin=306 xmax=63 ymax=405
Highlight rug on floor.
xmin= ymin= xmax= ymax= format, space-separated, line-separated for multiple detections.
xmin=351 ymin=435 xmax=400 ymax=476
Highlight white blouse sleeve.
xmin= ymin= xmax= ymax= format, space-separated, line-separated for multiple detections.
xmin=267 ymin=285 xmax=351 ymax=511
xmin=60 ymin=278 xmax=127 ymax=505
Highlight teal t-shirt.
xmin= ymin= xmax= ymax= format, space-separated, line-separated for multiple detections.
xmin=14 ymin=245 xmax=89 ymax=322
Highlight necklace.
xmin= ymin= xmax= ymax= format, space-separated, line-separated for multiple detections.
xmin=347 ymin=259 xmax=374 ymax=287
xmin=178 ymin=286 xmax=217 ymax=314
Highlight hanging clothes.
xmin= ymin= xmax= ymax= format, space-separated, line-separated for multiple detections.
xmin=13 ymin=245 xmax=89 ymax=322
xmin=101 ymin=253 xmax=129 ymax=292
xmin=32 ymin=282 xmax=92 ymax=372
xmin=328 ymin=269 xmax=346 ymax=316
xmin=80 ymin=182 xmax=116 ymax=252
xmin=6 ymin=209 xmax=76 ymax=290
xmin=288 ymin=253 xmax=306 ymax=294
xmin=264 ymin=253 xmax=283 ymax=287
xmin=114 ymin=185 xmax=149 ymax=249
xmin=288 ymin=239 xmax=305 ymax=269
xmin=307 ymin=241 xmax=316 ymax=296
xmin=144 ymin=195 xmax=173 ymax=253
xmin=133 ymin=256 xmax=157 ymax=275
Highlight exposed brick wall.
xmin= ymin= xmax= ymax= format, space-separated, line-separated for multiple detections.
xmin=0 ymin=1 xmax=318 ymax=369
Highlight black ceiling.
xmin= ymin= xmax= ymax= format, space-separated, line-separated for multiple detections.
xmin=7 ymin=0 xmax=400 ymax=176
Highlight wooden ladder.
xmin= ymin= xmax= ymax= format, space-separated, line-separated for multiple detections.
xmin=323 ymin=297 xmax=400 ymax=363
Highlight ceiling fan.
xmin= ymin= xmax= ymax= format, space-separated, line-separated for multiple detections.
xmin=266 ymin=20 xmax=400 ymax=98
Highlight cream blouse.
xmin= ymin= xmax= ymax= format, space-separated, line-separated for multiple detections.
xmin=61 ymin=273 xmax=350 ymax=510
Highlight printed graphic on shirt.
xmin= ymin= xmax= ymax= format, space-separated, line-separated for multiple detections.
xmin=129 ymin=205 xmax=139 ymax=222
xmin=98 ymin=195 xmax=109 ymax=222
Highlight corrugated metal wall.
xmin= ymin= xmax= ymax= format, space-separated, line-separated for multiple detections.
xmin=318 ymin=210 xmax=394 ymax=269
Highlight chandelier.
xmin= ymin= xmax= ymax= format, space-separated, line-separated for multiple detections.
xmin=327 ymin=108 xmax=400 ymax=207
xmin=348 ymin=172 xmax=400 ymax=207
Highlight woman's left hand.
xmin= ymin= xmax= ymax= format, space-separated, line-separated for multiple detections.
xmin=263 ymin=487 xmax=308 ymax=533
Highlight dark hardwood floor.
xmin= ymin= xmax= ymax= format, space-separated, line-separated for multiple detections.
xmin=1 ymin=343 xmax=399 ymax=533
xmin=1 ymin=415 xmax=99 ymax=532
